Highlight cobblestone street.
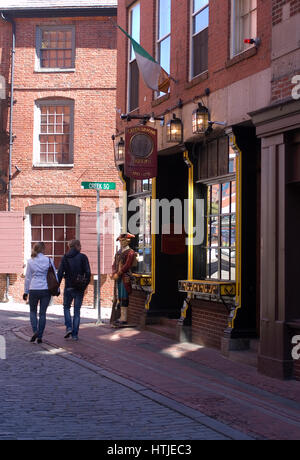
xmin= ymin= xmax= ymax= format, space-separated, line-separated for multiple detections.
xmin=0 ymin=307 xmax=244 ymax=441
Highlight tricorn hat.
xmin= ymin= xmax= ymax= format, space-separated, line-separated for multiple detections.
xmin=117 ymin=233 xmax=135 ymax=241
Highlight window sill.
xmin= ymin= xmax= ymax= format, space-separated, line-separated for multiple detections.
xmin=185 ymin=71 xmax=209 ymax=90
xmin=33 ymin=163 xmax=74 ymax=169
xmin=34 ymin=68 xmax=76 ymax=74
xmin=152 ymin=93 xmax=170 ymax=108
xmin=225 ymin=47 xmax=257 ymax=68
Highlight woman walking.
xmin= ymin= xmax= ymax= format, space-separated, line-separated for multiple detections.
xmin=23 ymin=242 xmax=58 ymax=344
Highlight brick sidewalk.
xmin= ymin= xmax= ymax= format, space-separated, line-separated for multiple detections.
xmin=19 ymin=319 xmax=300 ymax=440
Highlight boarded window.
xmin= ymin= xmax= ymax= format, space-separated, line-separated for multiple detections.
xmin=80 ymin=212 xmax=115 ymax=275
xmin=0 ymin=212 xmax=24 ymax=273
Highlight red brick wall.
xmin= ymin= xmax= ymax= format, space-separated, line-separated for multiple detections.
xmin=128 ymin=289 xmax=147 ymax=326
xmin=271 ymin=0 xmax=300 ymax=103
xmin=272 ymin=0 xmax=300 ymax=25
xmin=0 ymin=15 xmax=119 ymax=306
xmin=191 ymin=299 xmax=228 ymax=350
xmin=116 ymin=0 xmax=272 ymax=133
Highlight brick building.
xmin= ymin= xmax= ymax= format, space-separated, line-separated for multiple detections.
xmin=0 ymin=0 xmax=120 ymax=308
xmin=114 ymin=0 xmax=300 ymax=379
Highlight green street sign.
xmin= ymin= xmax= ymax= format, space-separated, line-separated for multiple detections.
xmin=81 ymin=182 xmax=116 ymax=191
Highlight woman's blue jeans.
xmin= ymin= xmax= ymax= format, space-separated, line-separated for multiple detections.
xmin=63 ymin=288 xmax=84 ymax=338
xmin=29 ymin=290 xmax=52 ymax=339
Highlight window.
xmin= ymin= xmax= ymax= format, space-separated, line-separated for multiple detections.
xmin=36 ymin=26 xmax=75 ymax=70
xmin=157 ymin=0 xmax=171 ymax=97
xmin=231 ymin=0 xmax=257 ymax=57
xmin=129 ymin=179 xmax=152 ymax=274
xmin=34 ymin=100 xmax=74 ymax=166
xmin=128 ymin=3 xmax=140 ymax=112
xmin=197 ymin=138 xmax=237 ymax=281
xmin=191 ymin=0 xmax=209 ymax=79
xmin=205 ymin=180 xmax=236 ymax=281
xmin=31 ymin=213 xmax=77 ymax=268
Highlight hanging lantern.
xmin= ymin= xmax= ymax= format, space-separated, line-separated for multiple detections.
xmin=115 ymin=137 xmax=125 ymax=162
xmin=167 ymin=114 xmax=183 ymax=143
xmin=192 ymin=103 xmax=210 ymax=134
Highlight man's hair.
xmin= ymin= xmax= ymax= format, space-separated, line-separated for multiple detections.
xmin=69 ymin=239 xmax=81 ymax=249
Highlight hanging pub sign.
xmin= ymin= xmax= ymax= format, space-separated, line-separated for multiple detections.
xmin=125 ymin=126 xmax=158 ymax=180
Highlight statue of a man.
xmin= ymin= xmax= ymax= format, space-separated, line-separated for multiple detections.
xmin=111 ymin=233 xmax=136 ymax=326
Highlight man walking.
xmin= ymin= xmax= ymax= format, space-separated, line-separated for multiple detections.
xmin=57 ymin=240 xmax=91 ymax=341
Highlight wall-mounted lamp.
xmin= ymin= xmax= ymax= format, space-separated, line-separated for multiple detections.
xmin=167 ymin=114 xmax=183 ymax=143
xmin=192 ymin=103 xmax=210 ymax=135
xmin=113 ymin=136 xmax=125 ymax=163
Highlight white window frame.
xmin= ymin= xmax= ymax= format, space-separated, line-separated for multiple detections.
xmin=231 ymin=0 xmax=257 ymax=58
xmin=127 ymin=2 xmax=140 ymax=113
xmin=35 ymin=25 xmax=76 ymax=72
xmin=33 ymin=99 xmax=75 ymax=168
xmin=24 ymin=204 xmax=80 ymax=273
xmin=156 ymin=0 xmax=171 ymax=98
xmin=190 ymin=0 xmax=209 ymax=80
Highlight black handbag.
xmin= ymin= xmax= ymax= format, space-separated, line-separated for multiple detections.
xmin=47 ymin=258 xmax=60 ymax=296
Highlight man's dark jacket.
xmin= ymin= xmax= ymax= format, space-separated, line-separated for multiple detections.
xmin=57 ymin=248 xmax=91 ymax=289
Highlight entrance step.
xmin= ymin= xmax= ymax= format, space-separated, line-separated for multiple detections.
xmin=146 ymin=318 xmax=178 ymax=341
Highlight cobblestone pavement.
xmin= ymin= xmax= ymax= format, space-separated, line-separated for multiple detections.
xmin=0 ymin=308 xmax=246 ymax=441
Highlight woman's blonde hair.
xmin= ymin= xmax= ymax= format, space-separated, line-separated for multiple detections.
xmin=31 ymin=242 xmax=45 ymax=258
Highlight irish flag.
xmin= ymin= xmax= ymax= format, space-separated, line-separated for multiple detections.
xmin=118 ymin=25 xmax=170 ymax=94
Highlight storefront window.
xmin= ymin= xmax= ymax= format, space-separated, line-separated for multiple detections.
xmin=205 ymin=181 xmax=236 ymax=281
xmin=196 ymin=136 xmax=237 ymax=282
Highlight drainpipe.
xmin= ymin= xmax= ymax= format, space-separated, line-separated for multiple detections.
xmin=1 ymin=13 xmax=16 ymax=302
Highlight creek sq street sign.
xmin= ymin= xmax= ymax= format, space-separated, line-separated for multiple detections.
xmin=81 ymin=182 xmax=116 ymax=191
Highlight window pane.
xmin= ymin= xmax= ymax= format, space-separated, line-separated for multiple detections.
xmin=192 ymin=27 xmax=208 ymax=76
xmin=210 ymin=216 xmax=219 ymax=247
xmin=221 ymin=182 xmax=230 ymax=214
xmin=159 ymin=0 xmax=171 ymax=39
xmin=43 ymin=228 xmax=52 ymax=241
xmin=130 ymin=3 xmax=140 ymax=60
xmin=44 ymin=242 xmax=53 ymax=255
xmin=66 ymin=214 xmax=76 ymax=227
xmin=194 ymin=7 xmax=209 ymax=34
xmin=129 ymin=60 xmax=139 ymax=111
xmin=54 ymin=214 xmax=64 ymax=226
xmin=43 ymin=214 xmax=53 ymax=226
xmin=32 ymin=228 xmax=41 ymax=241
xmin=159 ymin=36 xmax=171 ymax=73
xmin=211 ymin=184 xmax=219 ymax=214
xmin=31 ymin=214 xmax=42 ymax=226
xmin=231 ymin=181 xmax=236 ymax=213
xmin=221 ymin=216 xmax=230 ymax=247
xmin=231 ymin=214 xmax=236 ymax=246
xmin=231 ymin=249 xmax=236 ymax=280
xmin=55 ymin=228 xmax=64 ymax=241
xmin=194 ymin=0 xmax=208 ymax=12
xmin=221 ymin=249 xmax=230 ymax=280
xmin=54 ymin=242 xmax=65 ymax=255
xmin=66 ymin=228 xmax=76 ymax=241
xmin=210 ymin=248 xmax=219 ymax=279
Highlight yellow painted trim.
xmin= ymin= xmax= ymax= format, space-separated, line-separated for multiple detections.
xmin=228 ymin=133 xmax=242 ymax=329
xmin=183 ymin=151 xmax=194 ymax=280
xmin=145 ymin=177 xmax=156 ymax=310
